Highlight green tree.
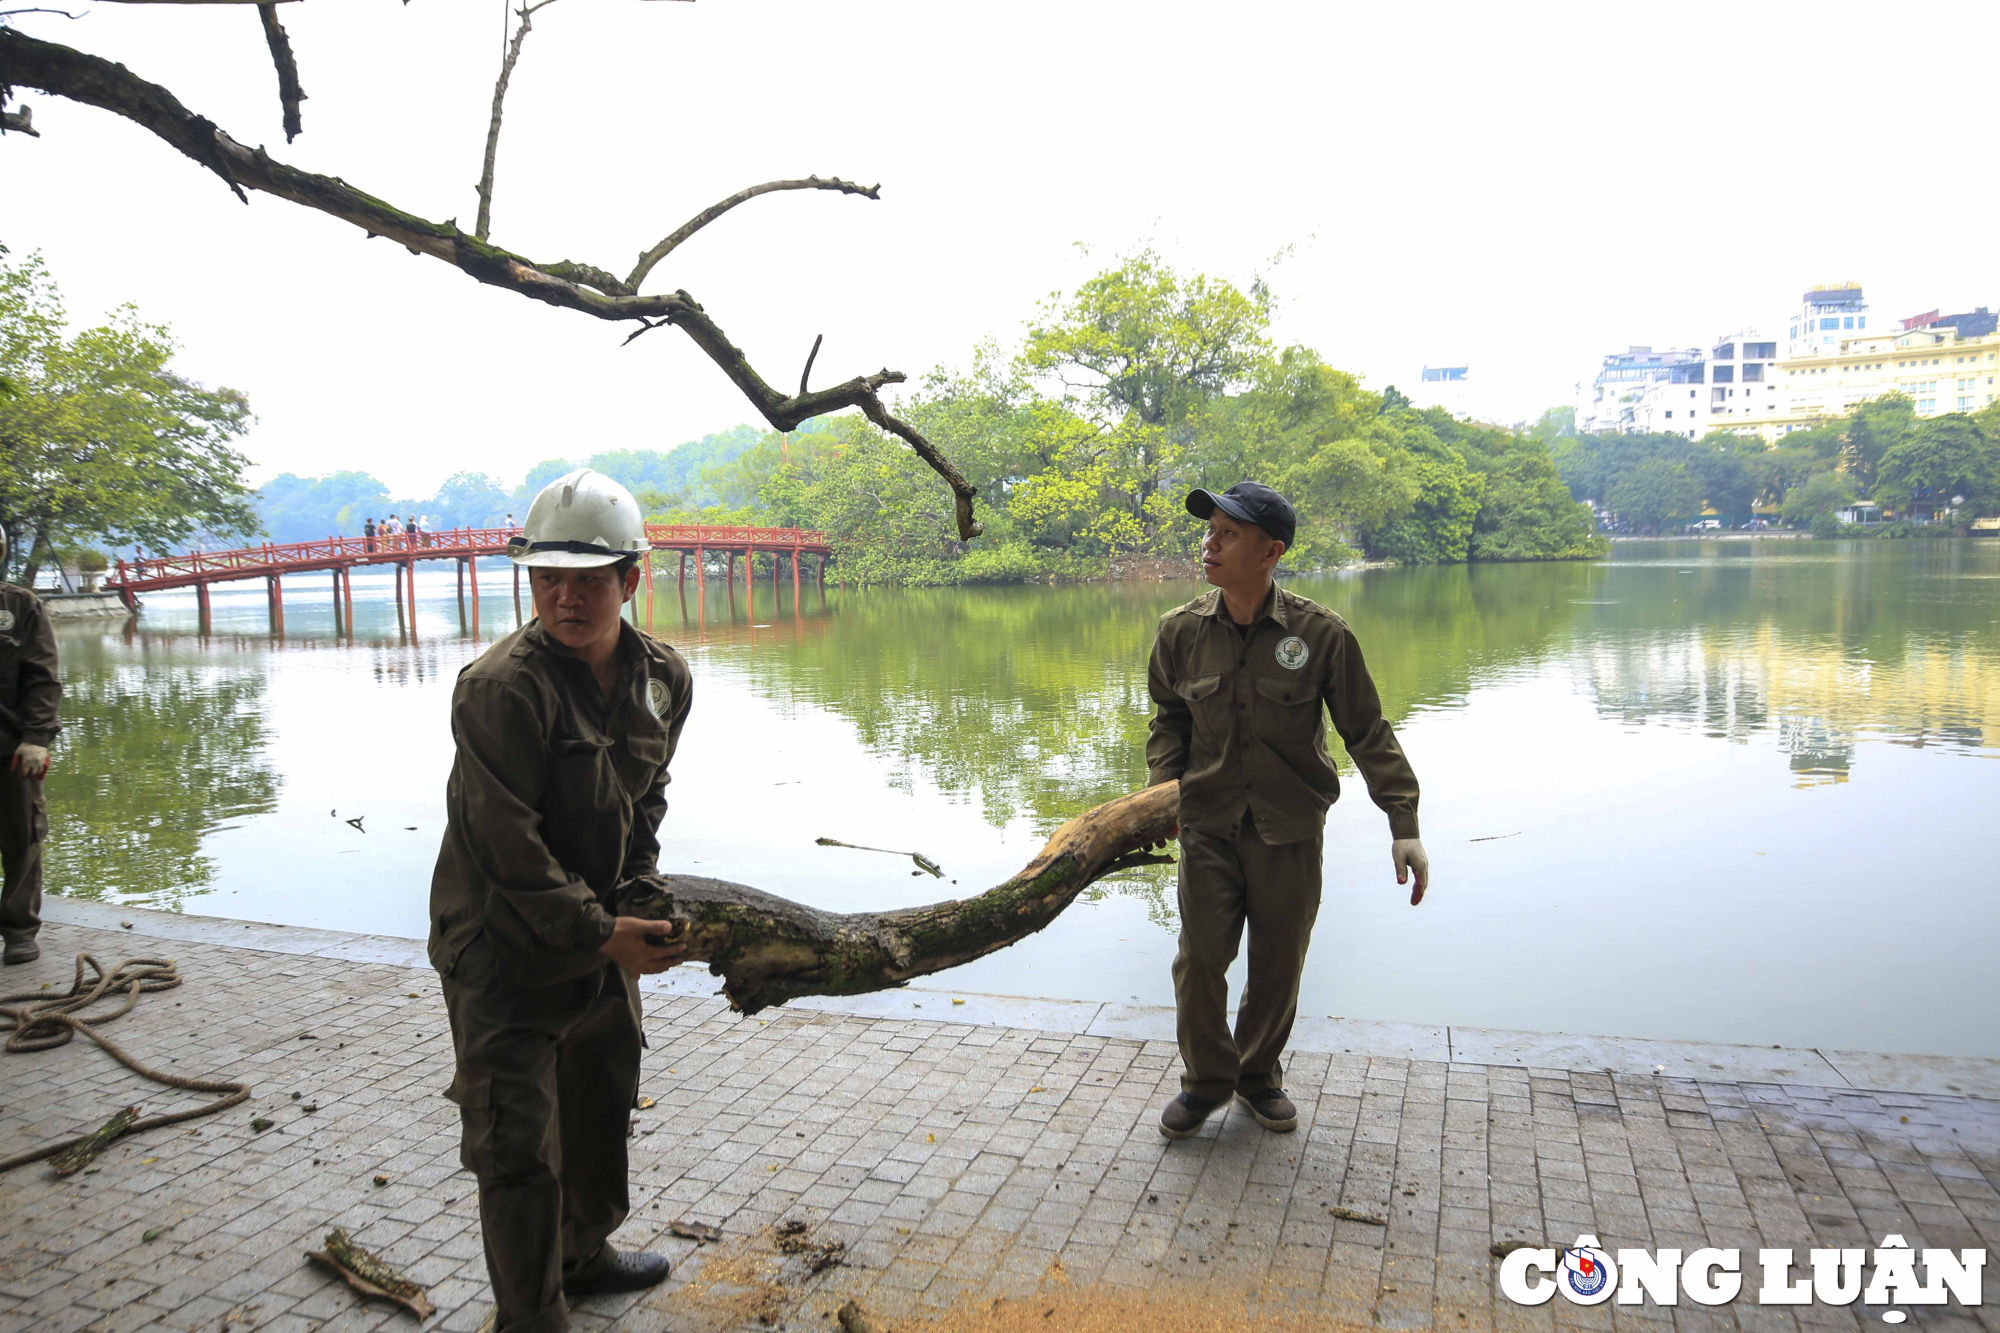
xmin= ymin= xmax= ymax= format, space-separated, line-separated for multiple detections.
xmin=428 ymin=470 xmax=512 ymax=528
xmin=1873 ymin=415 xmax=1998 ymax=513
xmin=1608 ymin=458 xmax=1701 ymax=531
xmin=1780 ymin=470 xmax=1856 ymax=529
xmin=0 ymin=253 xmax=257 ymax=582
xmin=1843 ymin=395 xmax=1917 ymax=492
xmin=257 ymin=470 xmax=393 ymax=542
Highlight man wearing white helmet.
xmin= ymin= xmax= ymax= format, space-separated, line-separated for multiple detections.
xmin=429 ymin=468 xmax=692 ymax=1331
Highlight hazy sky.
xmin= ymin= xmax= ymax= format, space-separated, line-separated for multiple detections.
xmin=7 ymin=1 xmax=1997 ymax=496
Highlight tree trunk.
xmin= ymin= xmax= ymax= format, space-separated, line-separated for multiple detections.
xmin=21 ymin=523 xmax=52 ymax=591
xmin=619 ymin=781 xmax=1178 ymax=1015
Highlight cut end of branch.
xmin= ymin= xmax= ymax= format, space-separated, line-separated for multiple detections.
xmin=0 ymin=105 xmax=37 ymax=137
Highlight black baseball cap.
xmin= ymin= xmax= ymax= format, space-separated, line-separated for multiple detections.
xmin=1186 ymin=481 xmax=1296 ymax=548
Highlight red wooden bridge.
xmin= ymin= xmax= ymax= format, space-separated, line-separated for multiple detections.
xmin=105 ymin=523 xmax=833 ymax=633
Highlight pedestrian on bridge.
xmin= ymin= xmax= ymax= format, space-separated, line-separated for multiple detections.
xmin=1147 ymin=482 xmax=1429 ymax=1140
xmin=430 ymin=467 xmax=691 ymax=1330
xmin=364 ymin=517 xmax=377 ymax=553
xmin=0 ymin=525 xmax=61 ymax=966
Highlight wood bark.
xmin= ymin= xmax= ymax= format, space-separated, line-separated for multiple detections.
xmin=0 ymin=29 xmax=986 ymax=539
xmin=617 ymin=781 xmax=1179 ymax=1015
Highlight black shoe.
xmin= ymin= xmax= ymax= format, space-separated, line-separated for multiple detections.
xmin=562 ymin=1245 xmax=671 ymax=1295
xmin=2 ymin=939 xmax=38 ymax=965
xmin=1159 ymin=1092 xmax=1226 ymax=1140
xmin=1236 ymin=1087 xmax=1298 ymax=1132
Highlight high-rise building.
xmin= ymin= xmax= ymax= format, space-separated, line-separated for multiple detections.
xmin=1786 ymin=283 xmax=1868 ymax=359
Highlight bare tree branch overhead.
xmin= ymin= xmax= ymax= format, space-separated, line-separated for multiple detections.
xmin=474 ymin=0 xmax=559 ymax=243
xmin=255 ymin=2 xmax=304 ymax=143
xmin=626 ymin=175 xmax=882 ymax=292
xmin=0 ymin=20 xmax=985 ymax=539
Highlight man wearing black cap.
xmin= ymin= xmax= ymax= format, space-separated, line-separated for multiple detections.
xmin=1147 ymin=481 xmax=1428 ymax=1139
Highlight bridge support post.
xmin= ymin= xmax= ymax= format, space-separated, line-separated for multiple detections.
xmin=792 ymin=547 xmax=802 ymax=603
xmin=746 ymin=547 xmax=755 ymax=621
xmin=267 ymin=574 xmax=285 ymax=635
xmin=343 ymin=566 xmax=355 ymax=634
xmin=455 ymin=557 xmax=466 ymax=631
xmin=331 ymin=569 xmax=343 ymax=635
xmin=394 ymin=556 xmax=406 ymax=630
xmin=512 ymin=562 xmax=522 ymax=623
xmin=406 ymin=559 xmax=418 ymax=635
xmin=196 ymin=581 xmax=212 ymax=634
xmin=468 ymin=553 xmax=479 ymax=635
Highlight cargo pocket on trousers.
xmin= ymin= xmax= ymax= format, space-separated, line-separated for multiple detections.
xmin=446 ymin=1073 xmax=494 ymax=1176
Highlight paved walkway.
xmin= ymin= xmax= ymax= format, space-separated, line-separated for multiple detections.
xmin=1 ymin=907 xmax=1995 ymax=1333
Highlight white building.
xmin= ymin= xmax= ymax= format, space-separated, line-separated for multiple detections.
xmin=1786 ymin=282 xmax=1869 ymax=359
xmin=1577 ymin=346 xmax=1703 ymax=435
xmin=1412 ymin=362 xmax=1470 ymax=417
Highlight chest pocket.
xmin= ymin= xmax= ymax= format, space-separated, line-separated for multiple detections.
xmin=618 ymin=729 xmax=669 ymax=796
xmin=1174 ymin=673 xmax=1225 ymax=730
xmin=1253 ymin=676 xmax=1321 ymax=747
xmin=551 ymin=734 xmax=617 ymax=811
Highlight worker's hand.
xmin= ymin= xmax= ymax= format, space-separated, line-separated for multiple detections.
xmin=11 ymin=743 xmax=49 ymax=780
xmin=1392 ymin=838 xmax=1429 ymax=906
xmin=600 ymin=917 xmax=687 ymax=976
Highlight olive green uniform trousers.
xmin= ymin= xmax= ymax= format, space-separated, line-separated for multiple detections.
xmin=1172 ymin=813 xmax=1324 ymax=1104
xmin=0 ymin=765 xmax=45 ymax=948
xmin=441 ymin=938 xmax=641 ymax=1333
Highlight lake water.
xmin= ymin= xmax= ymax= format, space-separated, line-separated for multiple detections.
xmin=45 ymin=539 xmax=2000 ymax=1057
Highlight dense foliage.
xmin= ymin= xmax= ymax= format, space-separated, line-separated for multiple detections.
xmin=641 ymin=253 xmax=1603 ymax=583
xmin=0 ymin=251 xmax=257 ymax=583
xmin=1548 ymin=394 xmax=2000 ymax=533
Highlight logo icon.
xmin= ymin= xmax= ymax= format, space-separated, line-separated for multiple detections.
xmin=0 ymin=610 xmax=14 ymax=632
xmin=1558 ymin=1236 xmax=1617 ymax=1304
xmin=1275 ymin=635 xmax=1309 ymax=670
xmin=646 ymin=677 xmax=670 ymax=718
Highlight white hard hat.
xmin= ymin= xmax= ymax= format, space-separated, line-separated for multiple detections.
xmin=508 ymin=468 xmax=649 ymax=568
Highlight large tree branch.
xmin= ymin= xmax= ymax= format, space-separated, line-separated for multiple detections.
xmin=621 ymin=782 xmax=1179 ymax=1014
xmin=475 ymin=0 xmax=559 ymax=242
xmin=0 ymin=29 xmax=985 ymax=538
xmin=626 ymin=175 xmax=880 ymax=293
xmin=255 ymin=2 xmax=304 ymax=143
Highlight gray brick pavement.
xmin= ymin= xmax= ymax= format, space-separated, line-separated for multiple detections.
xmin=1 ymin=920 xmax=1995 ymax=1333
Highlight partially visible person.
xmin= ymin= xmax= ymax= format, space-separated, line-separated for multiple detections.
xmin=364 ymin=517 xmax=378 ymax=553
xmin=0 ymin=525 xmax=61 ymax=965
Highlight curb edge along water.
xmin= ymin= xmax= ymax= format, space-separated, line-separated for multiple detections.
xmin=42 ymin=895 xmax=2000 ymax=1100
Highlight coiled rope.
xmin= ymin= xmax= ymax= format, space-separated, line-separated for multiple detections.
xmin=0 ymin=953 xmax=252 ymax=1175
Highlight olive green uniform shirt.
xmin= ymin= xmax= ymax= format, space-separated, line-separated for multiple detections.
xmin=0 ymin=583 xmax=61 ymax=749
xmin=1146 ymin=585 xmax=1419 ymax=845
xmin=429 ymin=618 xmax=692 ymax=991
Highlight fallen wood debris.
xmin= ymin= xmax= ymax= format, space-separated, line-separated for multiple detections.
xmin=775 ymin=1218 xmax=846 ymax=1274
xmin=49 ymin=1104 xmax=139 ymax=1177
xmin=1327 ymin=1204 xmax=1387 ymax=1225
xmin=306 ymin=1226 xmax=437 ymax=1320
xmin=669 ymin=1219 xmax=724 ymax=1244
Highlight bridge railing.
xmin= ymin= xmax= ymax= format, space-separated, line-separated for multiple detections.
xmin=108 ymin=523 xmax=831 ymax=588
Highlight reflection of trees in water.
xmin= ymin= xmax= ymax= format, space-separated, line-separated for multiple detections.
xmin=45 ymin=635 xmax=279 ymax=907
xmin=1567 ymin=548 xmax=1998 ymax=780
xmin=719 ymin=567 xmax=1590 ymax=917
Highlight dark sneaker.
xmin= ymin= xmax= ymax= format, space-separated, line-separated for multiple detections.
xmin=2 ymin=939 xmax=38 ymax=965
xmin=1159 ymin=1092 xmax=1226 ymax=1140
xmin=562 ymin=1244 xmax=671 ymax=1295
xmin=1236 ymin=1087 xmax=1298 ymax=1132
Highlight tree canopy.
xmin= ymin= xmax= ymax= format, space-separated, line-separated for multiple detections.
xmin=0 ymin=250 xmax=257 ymax=582
xmin=650 ymin=253 xmax=1604 ymax=582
